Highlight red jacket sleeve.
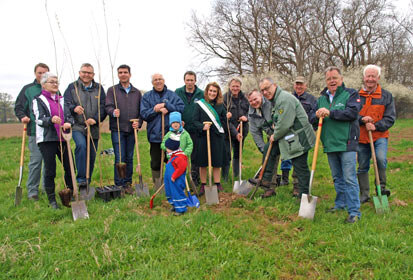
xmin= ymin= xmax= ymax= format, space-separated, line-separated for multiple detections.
xmin=171 ymin=154 xmax=188 ymax=181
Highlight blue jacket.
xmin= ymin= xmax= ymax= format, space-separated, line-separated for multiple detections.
xmin=140 ymin=86 xmax=185 ymax=143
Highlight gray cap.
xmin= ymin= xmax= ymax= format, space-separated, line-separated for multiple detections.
xmin=295 ymin=76 xmax=306 ymax=83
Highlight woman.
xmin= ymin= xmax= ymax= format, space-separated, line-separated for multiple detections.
xmin=222 ymin=78 xmax=249 ymax=180
xmin=32 ymin=72 xmax=74 ymax=209
xmin=193 ymin=82 xmax=228 ymax=195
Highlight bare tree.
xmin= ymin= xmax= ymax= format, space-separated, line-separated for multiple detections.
xmin=0 ymin=92 xmax=14 ymax=123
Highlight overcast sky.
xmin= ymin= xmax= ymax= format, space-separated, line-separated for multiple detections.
xmin=0 ymin=0 xmax=211 ymax=99
xmin=0 ymin=0 xmax=411 ymax=100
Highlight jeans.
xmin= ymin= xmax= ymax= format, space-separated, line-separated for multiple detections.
xmin=27 ymin=135 xmax=45 ymax=197
xmin=280 ymin=159 xmax=292 ymax=171
xmin=327 ymin=151 xmax=361 ymax=217
xmin=111 ymin=131 xmax=135 ymax=186
xmin=72 ymin=131 xmax=99 ymax=184
xmin=357 ymin=137 xmax=388 ymax=181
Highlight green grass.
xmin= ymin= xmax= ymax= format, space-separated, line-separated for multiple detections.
xmin=1 ymin=120 xmax=413 ymax=279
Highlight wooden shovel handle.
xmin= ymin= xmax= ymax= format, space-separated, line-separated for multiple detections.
xmin=86 ymin=124 xmax=90 ymax=183
xmin=62 ymin=127 xmax=79 ymax=201
xmin=20 ymin=124 xmax=27 ymax=167
xmin=239 ymin=121 xmax=243 ymax=181
xmin=159 ymin=114 xmax=165 ymax=180
xmin=204 ymin=122 xmax=212 ymax=187
xmin=131 ymin=119 xmax=142 ymax=177
xmin=368 ymin=130 xmax=381 ymax=186
xmin=311 ymin=117 xmax=323 ymax=171
xmin=259 ymin=140 xmax=274 ymax=180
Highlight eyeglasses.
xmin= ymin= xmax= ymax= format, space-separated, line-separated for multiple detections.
xmin=46 ymin=81 xmax=59 ymax=85
xmin=80 ymin=71 xmax=94 ymax=75
xmin=260 ymin=85 xmax=271 ymax=93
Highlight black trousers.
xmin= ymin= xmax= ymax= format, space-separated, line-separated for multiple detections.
xmin=38 ymin=141 xmax=73 ymax=203
xmin=149 ymin=142 xmax=167 ymax=171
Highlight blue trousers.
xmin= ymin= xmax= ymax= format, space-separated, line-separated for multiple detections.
xmin=164 ymin=158 xmax=187 ymax=213
xmin=72 ymin=131 xmax=99 ymax=184
xmin=327 ymin=151 xmax=361 ymax=218
xmin=111 ymin=131 xmax=135 ymax=186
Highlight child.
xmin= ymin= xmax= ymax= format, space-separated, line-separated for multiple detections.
xmin=164 ymin=138 xmax=189 ymax=216
xmin=161 ymin=111 xmax=193 ymax=159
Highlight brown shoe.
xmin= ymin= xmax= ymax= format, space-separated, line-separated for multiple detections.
xmin=292 ymin=184 xmax=300 ymax=197
xmin=261 ymin=189 xmax=276 ymax=198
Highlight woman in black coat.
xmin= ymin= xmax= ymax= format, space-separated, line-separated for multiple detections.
xmin=193 ymin=82 xmax=228 ymax=195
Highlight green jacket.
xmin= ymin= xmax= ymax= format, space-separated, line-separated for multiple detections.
xmin=14 ymin=80 xmax=42 ymax=136
xmin=272 ymin=87 xmax=315 ymax=160
xmin=161 ymin=129 xmax=193 ymax=159
xmin=175 ymin=85 xmax=204 ymax=134
xmin=316 ymin=85 xmax=360 ymax=153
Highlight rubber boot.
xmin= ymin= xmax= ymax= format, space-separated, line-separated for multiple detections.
xmin=357 ymin=173 xmax=370 ymax=203
xmin=221 ymin=165 xmax=230 ymax=182
xmin=280 ymin=170 xmax=290 ymax=186
xmin=378 ymin=168 xmax=391 ymax=197
xmin=232 ymin=158 xmax=240 ymax=179
xmin=151 ymin=170 xmax=161 ymax=190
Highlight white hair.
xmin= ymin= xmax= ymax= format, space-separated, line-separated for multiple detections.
xmin=151 ymin=73 xmax=164 ymax=82
xmin=363 ymin=65 xmax=381 ymax=77
xmin=40 ymin=72 xmax=58 ymax=85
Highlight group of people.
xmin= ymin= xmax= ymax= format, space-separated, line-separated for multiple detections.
xmin=15 ymin=63 xmax=395 ymax=221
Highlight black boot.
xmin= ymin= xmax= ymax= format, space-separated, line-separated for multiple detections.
xmin=280 ymin=170 xmax=290 ymax=186
xmin=221 ymin=165 xmax=230 ymax=182
xmin=357 ymin=173 xmax=370 ymax=203
xmin=232 ymin=158 xmax=240 ymax=179
xmin=378 ymin=168 xmax=391 ymax=197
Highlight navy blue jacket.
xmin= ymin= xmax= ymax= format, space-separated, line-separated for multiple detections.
xmin=140 ymin=86 xmax=185 ymax=143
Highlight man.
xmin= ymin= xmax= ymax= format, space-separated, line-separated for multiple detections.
xmin=249 ymin=77 xmax=315 ymax=199
xmin=175 ymin=71 xmax=204 ymax=185
xmin=14 ymin=63 xmax=49 ymax=201
xmin=140 ymin=73 xmax=185 ymax=187
xmin=105 ymin=65 xmax=142 ymax=190
xmin=64 ymin=63 xmax=106 ymax=189
xmin=223 ymin=77 xmax=249 ymax=180
xmin=314 ymin=66 xmax=361 ymax=223
xmin=287 ymin=76 xmax=318 ymax=196
xmin=357 ymin=65 xmax=395 ymax=203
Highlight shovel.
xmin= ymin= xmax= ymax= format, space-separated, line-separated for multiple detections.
xmin=15 ymin=123 xmax=27 ymax=206
xmin=298 ymin=117 xmax=323 ymax=220
xmin=204 ymin=121 xmax=219 ymax=205
xmin=233 ymin=121 xmax=248 ymax=194
xmin=80 ymin=124 xmax=95 ymax=200
xmin=131 ymin=119 xmax=149 ymax=197
xmin=149 ymin=183 xmax=165 ymax=209
xmin=187 ymin=161 xmax=199 ymax=196
xmin=154 ymin=113 xmax=165 ymax=190
xmin=186 ymin=177 xmax=200 ymax=208
xmin=249 ymin=140 xmax=274 ymax=199
xmin=369 ymin=131 xmax=390 ymax=214
xmin=62 ymin=127 xmax=89 ymax=220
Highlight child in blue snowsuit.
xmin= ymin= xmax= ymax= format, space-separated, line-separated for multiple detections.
xmin=164 ymin=138 xmax=189 ymax=216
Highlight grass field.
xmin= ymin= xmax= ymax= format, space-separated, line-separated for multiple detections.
xmin=0 ymin=120 xmax=412 ymax=279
